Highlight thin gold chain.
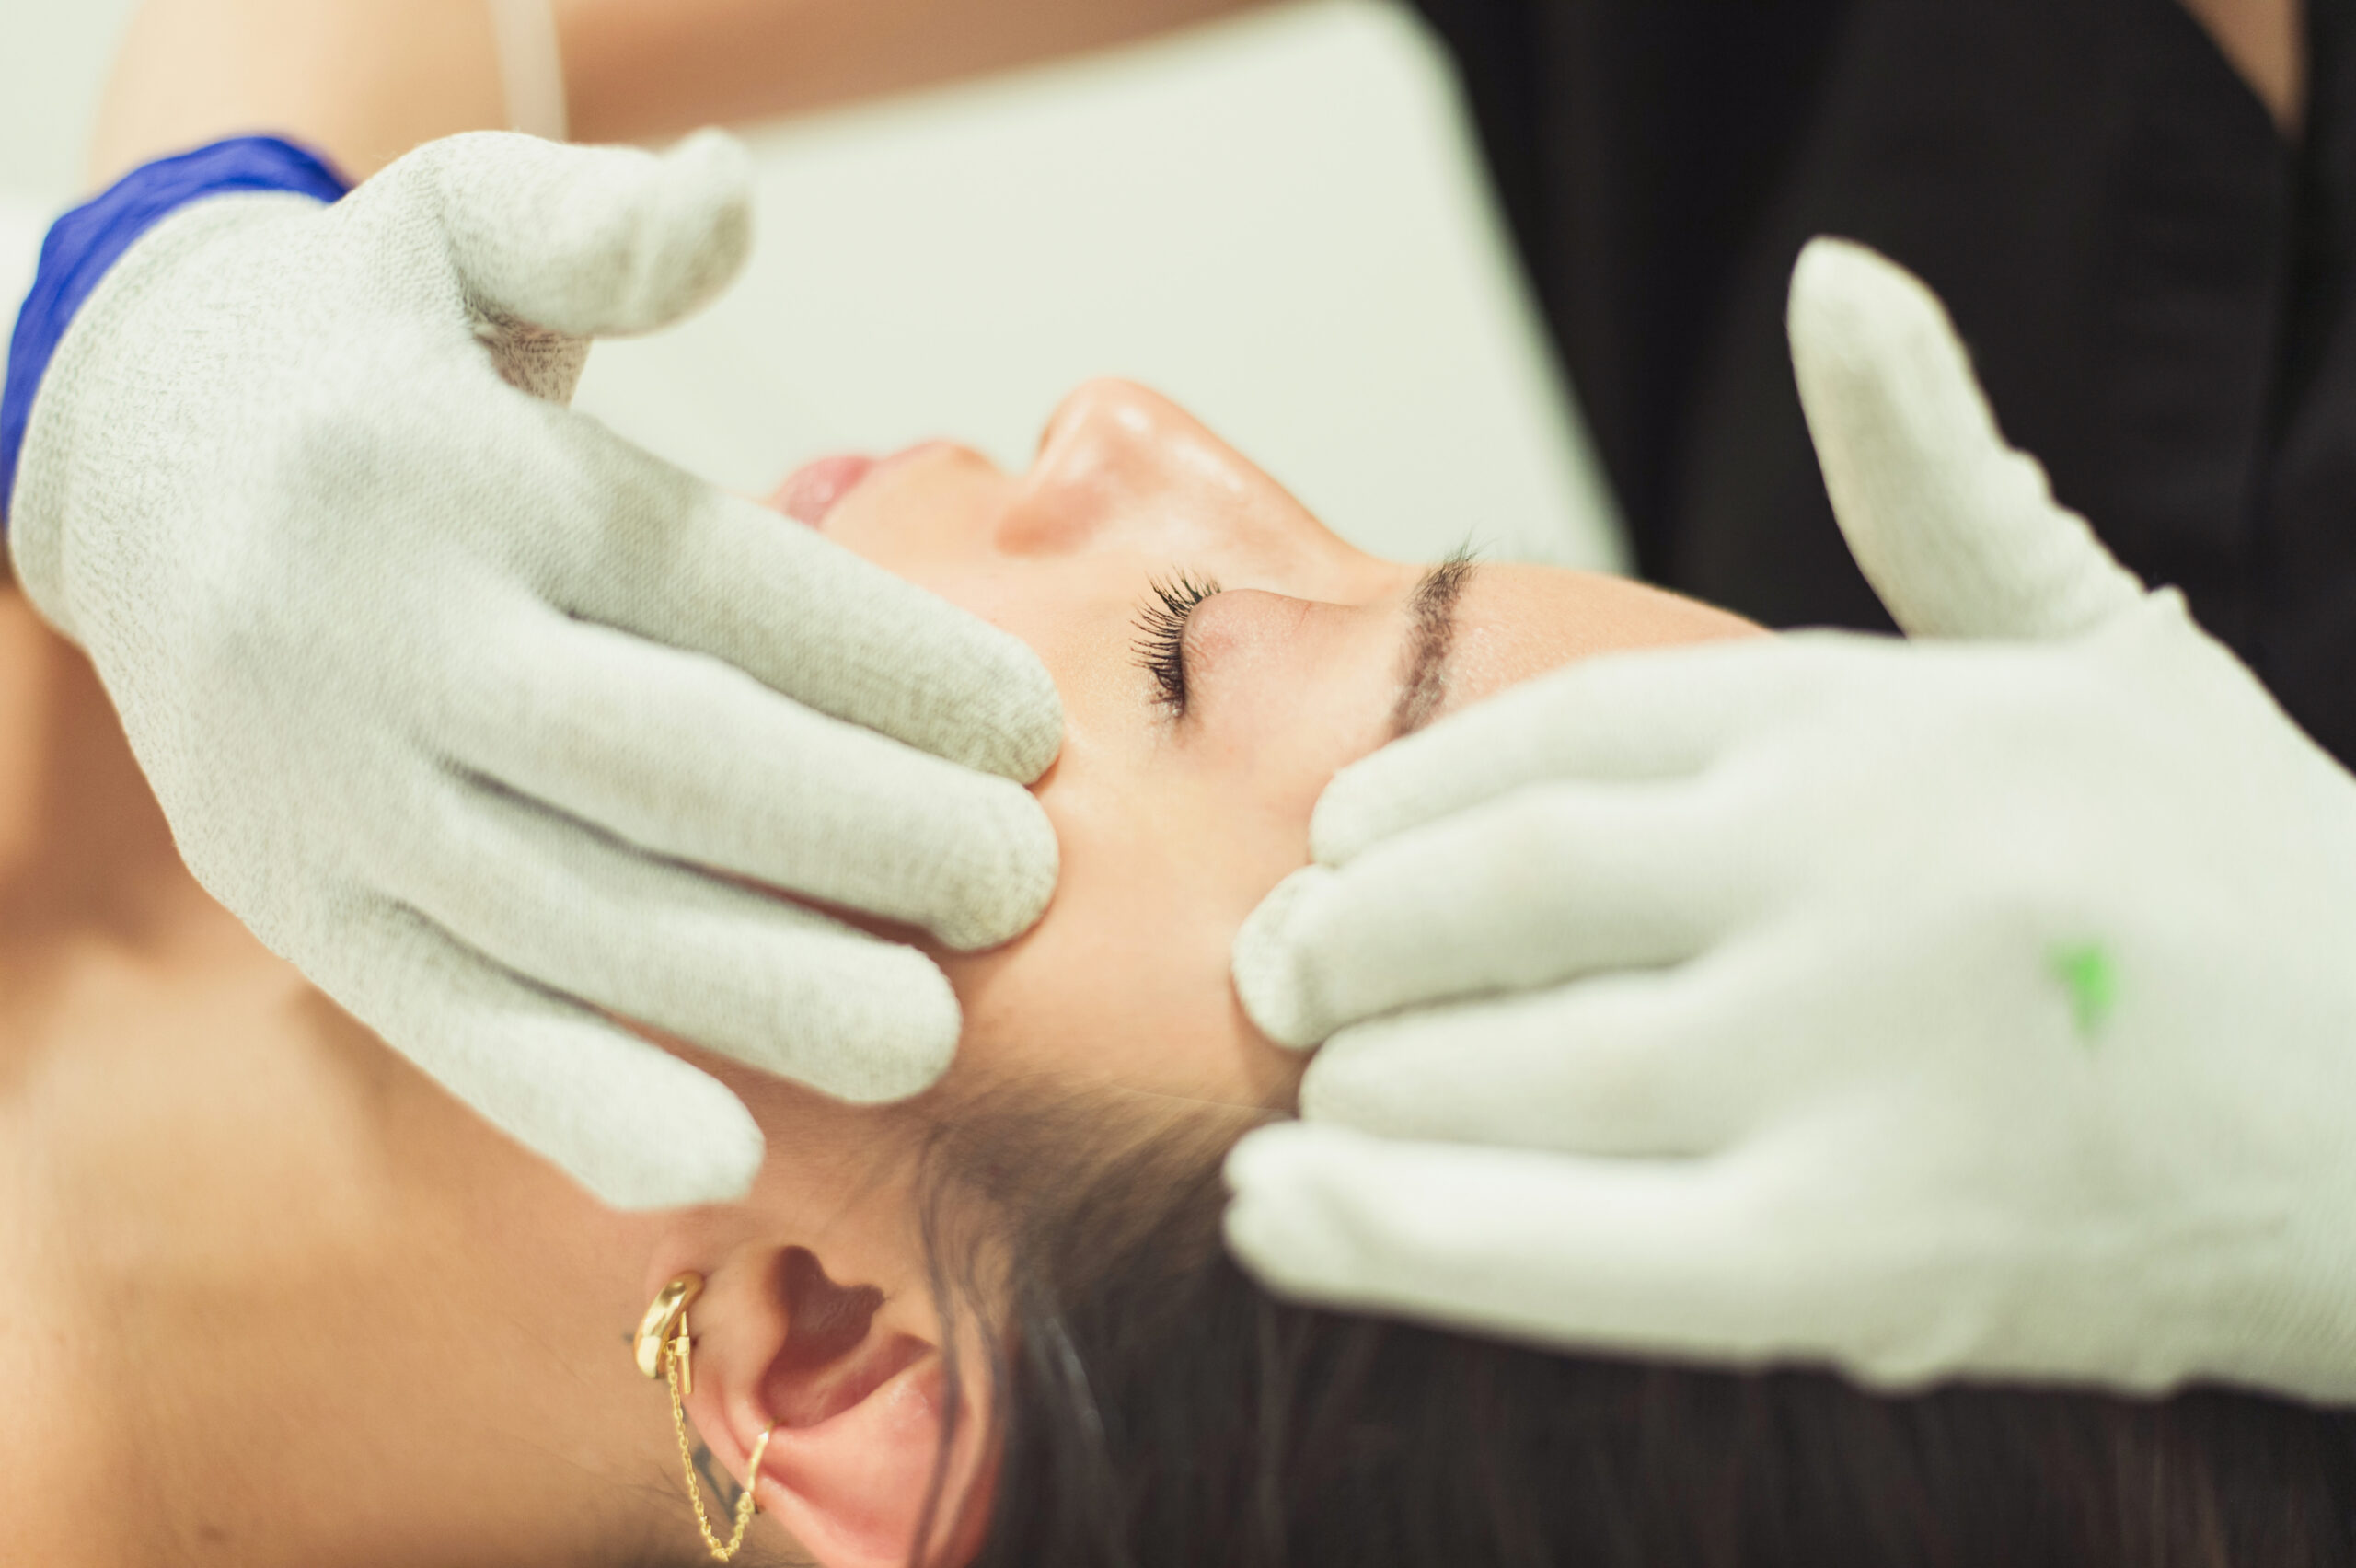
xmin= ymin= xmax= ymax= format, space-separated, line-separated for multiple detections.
xmin=665 ymin=1341 xmax=775 ymax=1562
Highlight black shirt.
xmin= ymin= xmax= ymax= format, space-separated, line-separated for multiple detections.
xmin=1412 ymin=0 xmax=2356 ymax=766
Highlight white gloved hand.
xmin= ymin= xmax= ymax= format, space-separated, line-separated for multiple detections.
xmin=1224 ymin=238 xmax=2356 ymax=1400
xmin=8 ymin=132 xmax=1062 ymax=1209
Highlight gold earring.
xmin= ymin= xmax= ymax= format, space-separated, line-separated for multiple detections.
xmin=636 ymin=1273 xmax=779 ymax=1564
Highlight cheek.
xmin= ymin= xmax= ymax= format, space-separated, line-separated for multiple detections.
xmin=812 ymin=447 xmax=1018 ymax=591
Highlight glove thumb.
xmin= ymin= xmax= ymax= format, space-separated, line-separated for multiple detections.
xmin=1787 ymin=236 xmax=2145 ymax=641
xmin=408 ymin=129 xmax=753 ymax=344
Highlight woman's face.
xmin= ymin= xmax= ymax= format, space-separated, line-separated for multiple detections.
xmin=796 ymin=379 xmax=1755 ymax=1113
xmin=652 ymin=381 xmax=1755 ymax=1568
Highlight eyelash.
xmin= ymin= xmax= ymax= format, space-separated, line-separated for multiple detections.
xmin=1133 ymin=573 xmax=1221 ymax=714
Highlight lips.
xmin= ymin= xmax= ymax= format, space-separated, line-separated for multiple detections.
xmin=772 ymin=454 xmax=877 ymax=526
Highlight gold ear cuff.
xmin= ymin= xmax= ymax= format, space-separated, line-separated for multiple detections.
xmin=637 ymin=1272 xmax=779 ymax=1563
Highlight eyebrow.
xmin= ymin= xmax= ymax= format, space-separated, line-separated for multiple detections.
xmin=1388 ymin=554 xmax=1476 ymax=738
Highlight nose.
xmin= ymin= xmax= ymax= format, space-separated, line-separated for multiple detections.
xmin=1002 ymin=380 xmax=1225 ymax=557
xmin=1034 ymin=377 xmax=1192 ymax=464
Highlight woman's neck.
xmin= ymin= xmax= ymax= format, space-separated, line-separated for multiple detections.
xmin=0 ymin=590 xmax=690 ymax=1567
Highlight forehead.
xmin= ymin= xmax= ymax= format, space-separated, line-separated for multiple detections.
xmin=1433 ymin=565 xmax=1766 ymax=721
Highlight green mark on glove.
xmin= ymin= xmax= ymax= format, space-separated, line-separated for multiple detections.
xmin=2049 ymin=942 xmax=2117 ymax=1040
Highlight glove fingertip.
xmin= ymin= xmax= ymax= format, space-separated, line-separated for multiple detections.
xmin=1308 ymin=706 xmax=1512 ymax=865
xmin=1231 ymin=866 xmax=1336 ymax=1049
xmin=576 ymin=1070 xmax=768 ymax=1210
xmin=955 ymin=642 xmax=1066 ymax=784
xmin=1787 ymin=236 xmax=1979 ymax=469
xmin=791 ymin=540 xmax=1065 ymax=783
xmin=930 ymin=786 xmax=1059 ymax=952
xmin=665 ymin=126 xmax=755 ymax=195
xmin=431 ymin=130 xmax=756 ymax=341
xmin=1222 ymin=1116 xmax=1345 ymax=1193
xmin=611 ymin=130 xmax=755 ymax=334
xmin=1295 ymin=1018 xmax=1418 ymax=1133
xmin=1309 ymin=744 xmax=1438 ymax=865
xmin=1787 ymin=236 xmax=1946 ymax=357
xmin=1788 ymin=237 xmax=2146 ymax=641
xmin=1221 ymin=1124 xmax=1380 ymax=1300
xmin=759 ymin=953 xmax=963 ymax=1105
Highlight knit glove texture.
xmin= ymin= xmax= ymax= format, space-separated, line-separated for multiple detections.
xmin=10 ymin=132 xmax=1063 ymax=1208
xmin=1224 ymin=239 xmax=2356 ymax=1400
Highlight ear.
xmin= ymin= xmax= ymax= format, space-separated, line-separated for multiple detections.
xmin=646 ymin=1239 xmax=999 ymax=1568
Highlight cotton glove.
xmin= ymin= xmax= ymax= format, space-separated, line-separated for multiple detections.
xmin=1224 ymin=237 xmax=2356 ymax=1401
xmin=8 ymin=132 xmax=1062 ymax=1209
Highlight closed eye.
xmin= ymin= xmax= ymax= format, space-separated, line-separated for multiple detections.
xmin=1132 ymin=573 xmax=1221 ymax=715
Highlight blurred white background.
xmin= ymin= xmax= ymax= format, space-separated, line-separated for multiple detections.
xmin=0 ymin=0 xmax=133 ymax=195
xmin=0 ymin=0 xmax=1623 ymax=568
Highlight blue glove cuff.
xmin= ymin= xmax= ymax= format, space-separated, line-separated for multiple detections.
xmin=2 ymin=135 xmax=351 ymax=530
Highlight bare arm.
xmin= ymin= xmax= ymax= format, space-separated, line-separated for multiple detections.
xmin=79 ymin=0 xmax=2301 ymax=201
xmin=85 ymin=0 xmax=512 ymax=186
xmin=553 ymin=0 xmax=2302 ymax=151
xmin=554 ymin=0 xmax=1270 ymax=145
xmin=83 ymin=0 xmax=1265 ymax=192
xmin=2178 ymin=0 xmax=2306 ymax=134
